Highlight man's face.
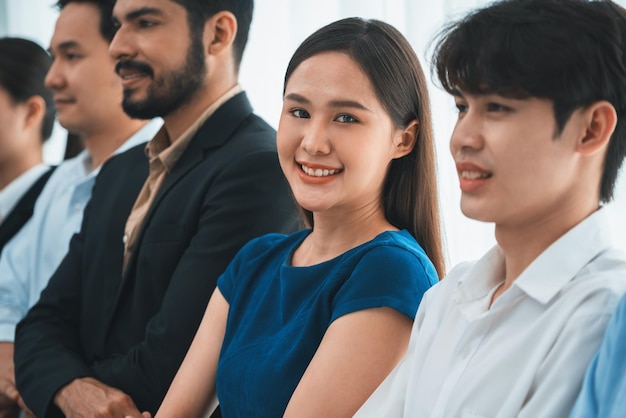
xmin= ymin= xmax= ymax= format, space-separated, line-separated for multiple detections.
xmin=45 ymin=2 xmax=123 ymax=136
xmin=449 ymin=91 xmax=585 ymax=229
xmin=110 ymin=0 xmax=206 ymax=119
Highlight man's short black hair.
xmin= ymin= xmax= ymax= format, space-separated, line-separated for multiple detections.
xmin=433 ymin=0 xmax=626 ymax=203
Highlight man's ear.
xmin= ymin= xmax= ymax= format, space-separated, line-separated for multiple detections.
xmin=204 ymin=11 xmax=237 ymax=57
xmin=577 ymin=100 xmax=617 ymax=156
xmin=392 ymin=119 xmax=419 ymax=159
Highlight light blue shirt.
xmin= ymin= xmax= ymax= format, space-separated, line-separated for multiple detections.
xmin=570 ymin=293 xmax=626 ymax=418
xmin=0 ymin=163 xmax=49 ymax=224
xmin=0 ymin=119 xmax=162 ymax=341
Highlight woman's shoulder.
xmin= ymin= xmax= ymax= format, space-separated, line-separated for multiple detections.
xmin=235 ymin=229 xmax=311 ymax=263
xmin=352 ymin=230 xmax=437 ymax=279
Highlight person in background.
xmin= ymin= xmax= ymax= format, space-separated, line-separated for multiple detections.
xmin=0 ymin=35 xmax=55 ymax=418
xmin=569 ymin=291 xmax=626 ymax=418
xmin=0 ymin=0 xmax=162 ymax=416
xmin=13 ymin=0 xmax=300 ymax=417
xmin=155 ymin=17 xmax=443 ymax=418
xmin=0 ymin=37 xmax=56 ymax=254
xmin=355 ymin=1 xmax=626 ymax=417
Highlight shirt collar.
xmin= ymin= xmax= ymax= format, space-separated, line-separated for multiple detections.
xmin=454 ymin=246 xmax=506 ymax=309
xmin=514 ymin=208 xmax=613 ymax=304
xmin=455 ymin=208 xmax=614 ymax=307
xmin=145 ymin=84 xmax=242 ymax=173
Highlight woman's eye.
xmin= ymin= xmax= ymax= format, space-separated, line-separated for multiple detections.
xmin=335 ymin=114 xmax=358 ymax=123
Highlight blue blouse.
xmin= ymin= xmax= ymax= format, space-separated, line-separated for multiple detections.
xmin=216 ymin=229 xmax=438 ymax=417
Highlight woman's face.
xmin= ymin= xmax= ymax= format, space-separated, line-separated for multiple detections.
xmin=277 ymin=51 xmax=411 ymax=219
xmin=0 ymin=86 xmax=32 ymax=164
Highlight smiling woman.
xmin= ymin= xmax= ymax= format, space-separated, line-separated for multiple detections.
xmin=152 ymin=16 xmax=442 ymax=418
xmin=2 ymin=0 xmax=625 ymax=270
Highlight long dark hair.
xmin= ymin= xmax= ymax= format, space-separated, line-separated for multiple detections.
xmin=0 ymin=37 xmax=54 ymax=141
xmin=284 ymin=18 xmax=445 ymax=277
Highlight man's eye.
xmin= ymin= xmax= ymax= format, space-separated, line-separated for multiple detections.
xmin=487 ymin=103 xmax=511 ymax=112
xmin=290 ymin=109 xmax=310 ymax=119
xmin=139 ymin=20 xmax=157 ymax=28
xmin=455 ymin=103 xmax=468 ymax=113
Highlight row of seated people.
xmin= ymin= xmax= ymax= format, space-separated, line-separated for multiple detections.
xmin=0 ymin=0 xmax=625 ymax=417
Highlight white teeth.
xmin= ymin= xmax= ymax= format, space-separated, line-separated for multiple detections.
xmin=301 ymin=164 xmax=339 ymax=177
xmin=460 ymin=171 xmax=490 ymax=180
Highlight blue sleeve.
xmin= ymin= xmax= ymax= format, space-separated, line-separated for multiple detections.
xmin=217 ymin=240 xmax=252 ymax=303
xmin=570 ymin=295 xmax=626 ymax=418
xmin=217 ymin=234 xmax=283 ymax=303
xmin=330 ymin=245 xmax=437 ymax=323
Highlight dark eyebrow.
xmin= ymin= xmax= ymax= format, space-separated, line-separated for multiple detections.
xmin=327 ymin=100 xmax=369 ymax=111
xmin=284 ymin=93 xmax=370 ymax=111
xmin=48 ymin=40 xmax=81 ymax=54
xmin=284 ymin=93 xmax=311 ymax=105
xmin=123 ymin=7 xmax=164 ymax=21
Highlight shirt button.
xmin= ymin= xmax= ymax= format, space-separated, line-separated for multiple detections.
xmin=123 ymin=234 xmax=128 ymax=245
xmin=74 ymin=203 xmax=82 ymax=212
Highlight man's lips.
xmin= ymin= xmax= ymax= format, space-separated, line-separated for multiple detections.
xmin=455 ymin=161 xmax=493 ymax=192
xmin=455 ymin=162 xmax=492 ymax=180
xmin=115 ymin=60 xmax=154 ymax=80
xmin=53 ymin=96 xmax=76 ymax=107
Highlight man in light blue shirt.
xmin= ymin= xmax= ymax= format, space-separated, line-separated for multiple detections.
xmin=570 ymin=294 xmax=626 ymax=418
xmin=0 ymin=0 xmax=161 ymax=415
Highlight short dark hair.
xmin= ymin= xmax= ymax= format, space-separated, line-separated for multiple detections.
xmin=433 ymin=0 xmax=626 ymax=203
xmin=171 ymin=0 xmax=253 ymax=72
xmin=0 ymin=37 xmax=55 ymax=141
xmin=284 ymin=17 xmax=445 ymax=277
xmin=55 ymin=0 xmax=117 ymax=42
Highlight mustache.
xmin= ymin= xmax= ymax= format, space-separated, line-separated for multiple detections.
xmin=115 ymin=60 xmax=154 ymax=77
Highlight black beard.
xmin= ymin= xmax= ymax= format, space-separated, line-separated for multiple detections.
xmin=121 ymin=33 xmax=207 ymax=120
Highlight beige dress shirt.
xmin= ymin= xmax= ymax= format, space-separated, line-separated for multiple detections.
xmin=122 ymin=85 xmax=243 ymax=271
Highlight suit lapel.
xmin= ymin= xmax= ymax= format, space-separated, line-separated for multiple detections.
xmin=117 ymin=92 xmax=253 ymax=282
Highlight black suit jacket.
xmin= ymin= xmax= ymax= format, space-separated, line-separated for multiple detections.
xmin=14 ymin=93 xmax=301 ymax=417
xmin=0 ymin=166 xmax=56 ymax=254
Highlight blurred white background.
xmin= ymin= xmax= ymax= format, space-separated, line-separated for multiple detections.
xmin=1 ymin=0 xmax=625 ymax=270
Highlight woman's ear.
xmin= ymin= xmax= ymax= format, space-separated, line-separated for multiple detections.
xmin=22 ymin=95 xmax=45 ymax=132
xmin=204 ymin=11 xmax=238 ymax=57
xmin=393 ymin=119 xmax=419 ymax=159
xmin=577 ymin=100 xmax=616 ymax=156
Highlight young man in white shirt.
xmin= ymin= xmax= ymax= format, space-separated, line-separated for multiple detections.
xmin=356 ymin=1 xmax=626 ymax=417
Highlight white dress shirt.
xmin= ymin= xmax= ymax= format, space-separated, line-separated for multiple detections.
xmin=355 ymin=209 xmax=626 ymax=418
xmin=0 ymin=119 xmax=162 ymax=342
xmin=0 ymin=163 xmax=49 ymax=224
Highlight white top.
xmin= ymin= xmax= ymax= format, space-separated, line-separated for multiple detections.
xmin=0 ymin=163 xmax=50 ymax=224
xmin=0 ymin=119 xmax=162 ymax=341
xmin=355 ymin=209 xmax=626 ymax=418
